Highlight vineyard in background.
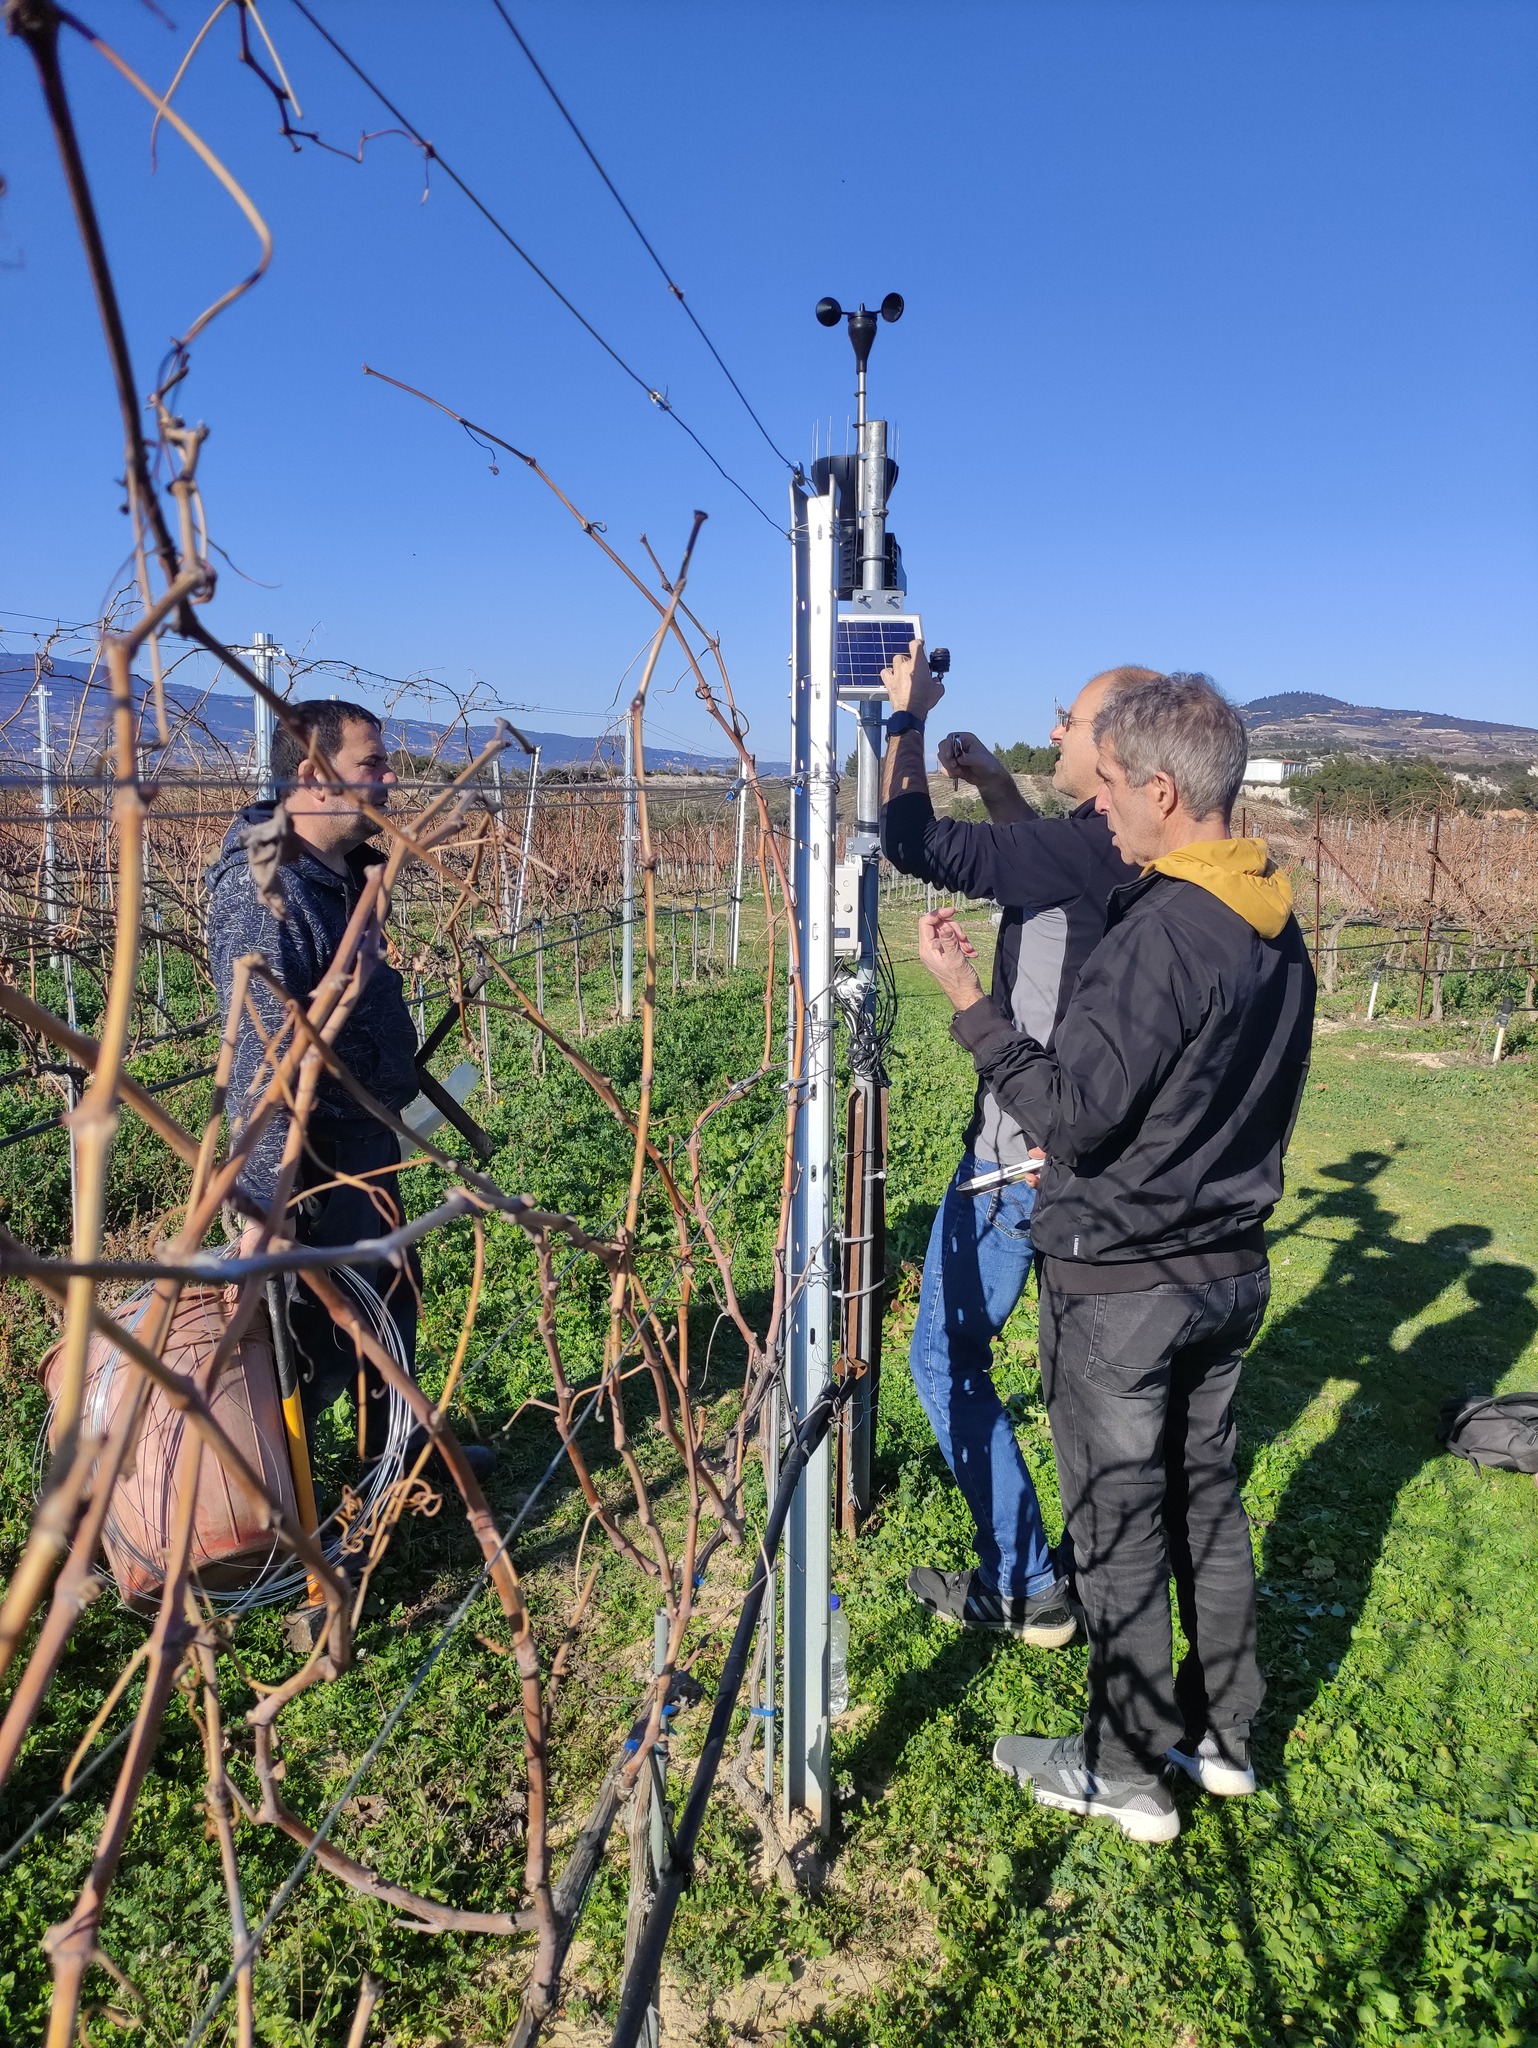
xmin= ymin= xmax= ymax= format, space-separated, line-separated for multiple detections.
xmin=2 ymin=5 xmax=1534 ymax=2042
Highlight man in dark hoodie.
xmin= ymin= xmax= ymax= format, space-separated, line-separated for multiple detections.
xmin=207 ymin=700 xmax=487 ymax=1471
xmin=918 ymin=673 xmax=1314 ymax=1843
xmin=880 ymin=645 xmax=1153 ymax=1645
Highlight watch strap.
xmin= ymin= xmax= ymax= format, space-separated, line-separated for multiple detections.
xmin=886 ymin=710 xmax=926 ymax=737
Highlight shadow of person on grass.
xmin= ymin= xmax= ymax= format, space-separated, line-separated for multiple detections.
xmin=1169 ymin=1149 xmax=1538 ymax=2039
xmin=1239 ymin=1148 xmax=1536 ymax=1753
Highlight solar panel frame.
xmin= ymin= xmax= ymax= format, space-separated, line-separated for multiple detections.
xmin=834 ymin=613 xmax=924 ymax=698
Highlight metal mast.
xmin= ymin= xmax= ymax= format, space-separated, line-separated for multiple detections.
xmin=784 ymin=477 xmax=838 ymax=1832
xmin=250 ymin=630 xmax=278 ymax=799
xmin=779 ymin=292 xmax=914 ymax=1832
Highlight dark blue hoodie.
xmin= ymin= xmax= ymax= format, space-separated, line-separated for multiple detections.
xmin=205 ymin=804 xmax=420 ymax=1205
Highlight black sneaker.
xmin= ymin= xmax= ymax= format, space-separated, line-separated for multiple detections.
xmin=993 ymin=1732 xmax=1180 ymax=1843
xmin=906 ymin=1566 xmax=1077 ymax=1647
xmin=1167 ymin=1730 xmax=1256 ymax=1797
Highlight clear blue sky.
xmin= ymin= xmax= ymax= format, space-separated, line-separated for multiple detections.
xmin=4 ymin=0 xmax=1535 ymax=760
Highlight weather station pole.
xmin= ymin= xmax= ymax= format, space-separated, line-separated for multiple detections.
xmin=784 ymin=468 xmax=838 ymax=1833
xmin=781 ymin=290 xmax=917 ymax=1829
xmin=250 ymin=630 xmax=279 ymax=799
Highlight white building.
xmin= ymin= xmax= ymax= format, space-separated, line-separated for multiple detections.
xmin=1243 ymin=756 xmax=1307 ymax=786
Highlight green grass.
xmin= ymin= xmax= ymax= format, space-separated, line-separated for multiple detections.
xmin=772 ymin=960 xmax=1538 ymax=2048
xmin=1 ymin=925 xmax=1536 ymax=2047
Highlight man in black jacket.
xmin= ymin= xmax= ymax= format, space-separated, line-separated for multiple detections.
xmin=919 ymin=673 xmax=1314 ymax=1843
xmin=208 ymin=700 xmax=490 ymax=1474
xmin=880 ymin=647 xmax=1152 ymax=1643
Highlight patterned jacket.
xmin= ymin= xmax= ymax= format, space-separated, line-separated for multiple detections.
xmin=205 ymin=805 xmax=420 ymax=1205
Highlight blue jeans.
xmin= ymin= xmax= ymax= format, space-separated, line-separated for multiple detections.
xmin=910 ymin=1153 xmax=1056 ymax=1600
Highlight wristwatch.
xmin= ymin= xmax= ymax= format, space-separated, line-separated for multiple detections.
xmin=886 ymin=710 xmax=925 ymax=737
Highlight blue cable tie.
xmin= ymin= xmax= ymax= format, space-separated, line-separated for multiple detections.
xmin=749 ymin=1705 xmax=776 ymax=1717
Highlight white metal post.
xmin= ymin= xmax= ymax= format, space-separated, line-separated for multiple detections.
xmin=729 ymin=775 xmax=749 ymax=970
xmin=512 ymin=744 xmax=540 ymax=943
xmin=621 ymin=722 xmax=637 ymax=1021
xmin=784 ymin=482 xmax=836 ymax=1833
xmin=37 ymin=670 xmax=78 ymax=1209
xmin=489 ymin=753 xmax=518 ymax=934
xmin=37 ymin=673 xmax=61 ymax=971
xmin=251 ymin=630 xmax=277 ymax=800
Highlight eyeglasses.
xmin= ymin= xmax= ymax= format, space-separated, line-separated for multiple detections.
xmin=1052 ymin=705 xmax=1078 ymax=732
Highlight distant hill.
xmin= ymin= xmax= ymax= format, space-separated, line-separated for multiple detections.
xmin=0 ymin=657 xmax=760 ymax=777
xmin=1241 ymin=691 xmax=1538 ymax=765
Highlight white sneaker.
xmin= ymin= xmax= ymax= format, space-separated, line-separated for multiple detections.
xmin=993 ymin=1733 xmax=1181 ymax=1843
xmin=1166 ymin=1731 xmax=1256 ymax=1797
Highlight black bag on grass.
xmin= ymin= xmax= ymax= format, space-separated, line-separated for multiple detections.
xmin=1438 ymin=1393 xmax=1538 ymax=1475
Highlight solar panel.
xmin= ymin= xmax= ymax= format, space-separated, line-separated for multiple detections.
xmin=835 ymin=615 xmax=922 ymax=696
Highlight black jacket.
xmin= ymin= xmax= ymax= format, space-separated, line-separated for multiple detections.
xmin=881 ymin=782 xmax=1138 ymax=1167
xmin=206 ymin=806 xmax=420 ymax=1205
xmin=951 ymin=867 xmax=1316 ymax=1283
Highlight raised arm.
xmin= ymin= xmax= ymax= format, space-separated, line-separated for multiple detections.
xmin=879 ymin=642 xmax=1092 ymax=914
xmin=936 ymin=731 xmax=1036 ymax=826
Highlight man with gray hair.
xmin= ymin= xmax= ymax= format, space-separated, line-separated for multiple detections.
xmin=918 ymin=672 xmax=1315 ymax=1842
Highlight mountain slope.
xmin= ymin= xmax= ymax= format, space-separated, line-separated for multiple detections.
xmin=0 ymin=658 xmax=750 ymax=775
xmin=1241 ymin=691 xmax=1538 ymax=764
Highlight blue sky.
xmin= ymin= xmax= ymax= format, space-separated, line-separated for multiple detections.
xmin=3 ymin=0 xmax=1535 ymax=761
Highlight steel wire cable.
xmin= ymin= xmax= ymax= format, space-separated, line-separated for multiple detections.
xmin=485 ymin=0 xmax=800 ymax=478
xmin=284 ymin=0 xmax=789 ymax=537
xmin=0 ymin=1722 xmax=135 ymax=1878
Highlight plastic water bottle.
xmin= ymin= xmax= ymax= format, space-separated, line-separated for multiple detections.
xmin=829 ymin=1593 xmax=849 ymax=1714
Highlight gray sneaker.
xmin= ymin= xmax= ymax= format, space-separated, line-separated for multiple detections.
xmin=907 ymin=1567 xmax=1077 ymax=1647
xmin=1166 ymin=1730 xmax=1256 ymax=1797
xmin=992 ymin=1732 xmax=1180 ymax=1843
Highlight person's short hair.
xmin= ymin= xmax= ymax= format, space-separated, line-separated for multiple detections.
xmin=271 ymin=700 xmax=382 ymax=793
xmin=1092 ymin=664 xmax=1166 ymax=696
xmin=1092 ymin=672 xmax=1247 ymax=822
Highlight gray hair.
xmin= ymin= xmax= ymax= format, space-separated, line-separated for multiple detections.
xmin=1092 ymin=672 xmax=1247 ymax=822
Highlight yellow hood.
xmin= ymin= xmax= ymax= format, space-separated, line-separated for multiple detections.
xmin=1146 ymin=838 xmax=1294 ymax=938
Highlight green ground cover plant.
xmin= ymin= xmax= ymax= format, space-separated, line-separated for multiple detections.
xmin=0 ymin=919 xmax=1534 ymax=2047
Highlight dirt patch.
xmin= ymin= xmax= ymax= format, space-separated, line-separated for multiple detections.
xmin=544 ymin=1943 xmax=906 ymax=2047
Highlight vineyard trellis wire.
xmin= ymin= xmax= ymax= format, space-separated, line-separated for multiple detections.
xmin=0 ymin=6 xmax=826 ymax=2045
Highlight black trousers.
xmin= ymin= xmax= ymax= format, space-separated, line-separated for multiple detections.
xmin=1038 ymin=1268 xmax=1270 ymax=1780
xmin=288 ymin=1121 xmax=420 ymax=1460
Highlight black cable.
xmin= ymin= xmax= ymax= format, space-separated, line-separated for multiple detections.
xmin=608 ymin=1374 xmax=850 ymax=2048
xmin=485 ymin=0 xmax=800 ymax=478
xmin=0 ymin=1062 xmax=217 ymax=1154
xmin=284 ymin=0 xmax=789 ymax=538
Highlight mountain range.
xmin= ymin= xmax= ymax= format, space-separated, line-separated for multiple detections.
xmin=1241 ymin=691 xmax=1538 ymax=765
xmin=3 ymin=657 xmax=1531 ymax=779
xmin=0 ymin=658 xmax=749 ymax=776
